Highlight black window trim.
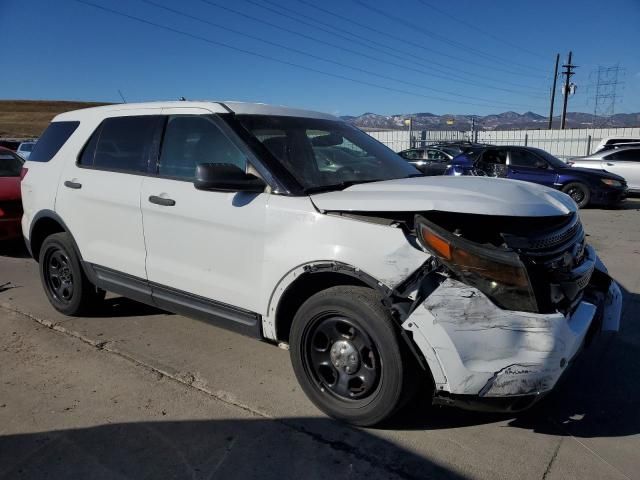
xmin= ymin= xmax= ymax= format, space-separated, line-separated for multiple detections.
xmin=76 ymin=115 xmax=164 ymax=177
xmin=507 ymin=147 xmax=549 ymax=169
xmin=150 ymin=113 xmax=278 ymax=188
xmin=29 ymin=120 xmax=80 ymax=163
xmin=75 ymin=113 xmax=283 ymax=191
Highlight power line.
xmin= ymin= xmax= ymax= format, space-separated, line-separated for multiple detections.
xmin=351 ymin=0 xmax=545 ymax=75
xmin=189 ymin=0 xmax=545 ymax=98
xmin=250 ymin=0 xmax=547 ymax=93
xmin=414 ymin=0 xmax=548 ymax=60
xmin=294 ymin=0 xmax=547 ymax=80
xmin=73 ymin=0 xmax=542 ymax=110
xmin=139 ymin=0 xmax=542 ymax=106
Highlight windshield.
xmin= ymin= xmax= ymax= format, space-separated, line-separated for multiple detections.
xmin=0 ymin=151 xmax=24 ymax=176
xmin=235 ymin=115 xmax=419 ymax=192
xmin=20 ymin=143 xmax=34 ymax=152
xmin=530 ymin=148 xmax=567 ymax=168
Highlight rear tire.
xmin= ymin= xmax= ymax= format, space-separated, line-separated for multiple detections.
xmin=562 ymin=182 xmax=591 ymax=208
xmin=289 ymin=286 xmax=418 ymax=426
xmin=38 ymin=232 xmax=105 ymax=315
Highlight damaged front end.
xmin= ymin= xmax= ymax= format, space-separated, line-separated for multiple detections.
xmin=394 ymin=211 xmax=622 ymax=412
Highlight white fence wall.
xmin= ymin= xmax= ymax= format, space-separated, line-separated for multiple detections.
xmin=367 ymin=127 xmax=640 ymax=158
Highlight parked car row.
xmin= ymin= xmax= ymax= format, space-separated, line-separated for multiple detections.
xmin=18 ymin=101 xmax=622 ymax=426
xmin=0 ymin=139 xmax=38 ymax=159
xmin=0 ymin=147 xmax=25 ymax=241
xmin=398 ymin=141 xmax=638 ymax=208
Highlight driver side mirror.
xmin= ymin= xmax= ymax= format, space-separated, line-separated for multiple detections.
xmin=194 ymin=163 xmax=266 ymax=193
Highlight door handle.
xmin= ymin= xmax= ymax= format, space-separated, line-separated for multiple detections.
xmin=64 ymin=180 xmax=82 ymax=189
xmin=148 ymin=195 xmax=176 ymax=207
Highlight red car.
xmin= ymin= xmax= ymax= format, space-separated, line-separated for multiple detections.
xmin=0 ymin=147 xmax=25 ymax=241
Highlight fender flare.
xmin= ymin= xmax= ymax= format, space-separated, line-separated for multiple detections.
xmin=263 ymin=261 xmax=391 ymax=341
xmin=28 ymin=210 xmax=97 ymax=284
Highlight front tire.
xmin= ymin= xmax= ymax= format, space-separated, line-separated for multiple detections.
xmin=38 ymin=232 xmax=105 ymax=315
xmin=562 ymin=182 xmax=591 ymax=208
xmin=289 ymin=286 xmax=418 ymax=426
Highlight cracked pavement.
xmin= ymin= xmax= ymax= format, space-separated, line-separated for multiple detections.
xmin=1 ymin=199 xmax=639 ymax=479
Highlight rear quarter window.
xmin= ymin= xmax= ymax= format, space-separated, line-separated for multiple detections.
xmin=29 ymin=121 xmax=80 ymax=162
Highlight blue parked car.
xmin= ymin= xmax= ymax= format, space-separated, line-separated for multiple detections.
xmin=445 ymin=146 xmax=627 ymax=208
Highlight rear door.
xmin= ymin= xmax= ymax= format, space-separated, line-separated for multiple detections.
xmin=140 ymin=107 xmax=268 ymax=324
xmin=506 ymin=148 xmax=557 ymax=188
xmin=55 ymin=112 xmax=163 ymax=284
xmin=423 ymin=148 xmax=451 ymax=176
xmin=601 ymin=149 xmax=640 ymax=190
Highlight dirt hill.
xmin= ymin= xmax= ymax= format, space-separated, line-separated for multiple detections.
xmin=0 ymin=100 xmax=110 ymax=138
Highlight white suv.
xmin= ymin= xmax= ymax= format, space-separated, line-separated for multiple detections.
xmin=21 ymin=101 xmax=622 ymax=426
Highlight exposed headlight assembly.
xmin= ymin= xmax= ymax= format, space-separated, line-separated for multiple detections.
xmin=415 ymin=215 xmax=538 ymax=312
xmin=601 ymin=178 xmax=622 ymax=187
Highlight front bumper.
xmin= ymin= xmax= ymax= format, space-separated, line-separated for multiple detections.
xmin=589 ymin=186 xmax=627 ymax=206
xmin=402 ymin=268 xmax=621 ymax=411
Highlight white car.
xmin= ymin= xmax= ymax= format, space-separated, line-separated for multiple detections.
xmin=571 ymin=147 xmax=640 ymax=192
xmin=595 ymin=136 xmax=640 ymax=152
xmin=17 ymin=141 xmax=36 ymax=160
xmin=21 ymin=101 xmax=622 ymax=426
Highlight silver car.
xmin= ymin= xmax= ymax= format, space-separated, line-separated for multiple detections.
xmin=571 ymin=147 xmax=640 ymax=192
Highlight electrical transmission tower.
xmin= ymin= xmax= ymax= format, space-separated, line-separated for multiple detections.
xmin=591 ymin=64 xmax=625 ymax=127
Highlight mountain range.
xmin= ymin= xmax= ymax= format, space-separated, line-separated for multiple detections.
xmin=340 ymin=111 xmax=640 ymax=131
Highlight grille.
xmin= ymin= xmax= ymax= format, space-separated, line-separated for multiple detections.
xmin=504 ymin=214 xmax=594 ymax=313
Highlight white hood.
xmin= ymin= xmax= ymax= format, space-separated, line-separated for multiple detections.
xmin=310 ymin=176 xmax=577 ymax=217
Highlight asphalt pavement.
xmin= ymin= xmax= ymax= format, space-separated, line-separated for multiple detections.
xmin=1 ymin=199 xmax=639 ymax=479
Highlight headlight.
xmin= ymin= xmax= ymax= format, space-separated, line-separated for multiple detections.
xmin=415 ymin=215 xmax=538 ymax=312
xmin=601 ymin=178 xmax=622 ymax=187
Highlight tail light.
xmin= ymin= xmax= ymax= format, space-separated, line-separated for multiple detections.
xmin=20 ymin=167 xmax=28 ymax=181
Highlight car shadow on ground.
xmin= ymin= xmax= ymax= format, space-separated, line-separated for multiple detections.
xmin=0 ymin=239 xmax=30 ymax=258
xmin=0 ymin=417 xmax=466 ymax=480
xmin=388 ymin=285 xmax=640 ymax=439
xmin=92 ymin=296 xmax=171 ymax=318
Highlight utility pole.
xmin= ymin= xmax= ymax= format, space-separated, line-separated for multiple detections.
xmin=548 ymin=54 xmax=559 ymax=129
xmin=560 ymin=51 xmax=577 ymax=130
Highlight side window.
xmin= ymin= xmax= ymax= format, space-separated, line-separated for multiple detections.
xmin=89 ymin=116 xmax=160 ymax=173
xmin=29 ymin=121 xmax=80 ymax=162
xmin=426 ymin=149 xmax=448 ymax=161
xmin=607 ymin=150 xmax=639 ymax=161
xmin=481 ymin=149 xmax=507 ymax=165
xmin=78 ymin=125 xmax=101 ymax=166
xmin=510 ymin=149 xmax=546 ymax=168
xmin=159 ymin=116 xmax=246 ymax=180
xmin=401 ymin=149 xmax=421 ymax=160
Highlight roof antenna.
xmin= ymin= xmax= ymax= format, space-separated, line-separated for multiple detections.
xmin=118 ymin=89 xmax=127 ymax=103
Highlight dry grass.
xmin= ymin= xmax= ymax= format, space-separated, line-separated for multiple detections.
xmin=0 ymin=100 xmax=111 ymax=138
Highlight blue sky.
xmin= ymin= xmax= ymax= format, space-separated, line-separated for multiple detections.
xmin=2 ymin=0 xmax=639 ymax=116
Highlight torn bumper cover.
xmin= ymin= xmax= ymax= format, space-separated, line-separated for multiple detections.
xmin=402 ymin=266 xmax=622 ymax=412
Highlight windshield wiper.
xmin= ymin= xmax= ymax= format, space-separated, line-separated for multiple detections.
xmin=303 ymin=179 xmax=386 ymax=194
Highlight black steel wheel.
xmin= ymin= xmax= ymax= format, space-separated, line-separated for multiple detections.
xmin=43 ymin=248 xmax=75 ymax=304
xmin=304 ymin=315 xmax=381 ymax=401
xmin=562 ymin=182 xmax=591 ymax=208
xmin=38 ymin=232 xmax=105 ymax=315
xmin=290 ymin=286 xmax=419 ymax=426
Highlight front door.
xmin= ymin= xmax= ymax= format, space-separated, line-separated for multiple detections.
xmin=507 ymin=148 xmax=557 ymax=188
xmin=140 ymin=109 xmax=268 ymax=320
xmin=601 ymin=150 xmax=640 ymax=190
